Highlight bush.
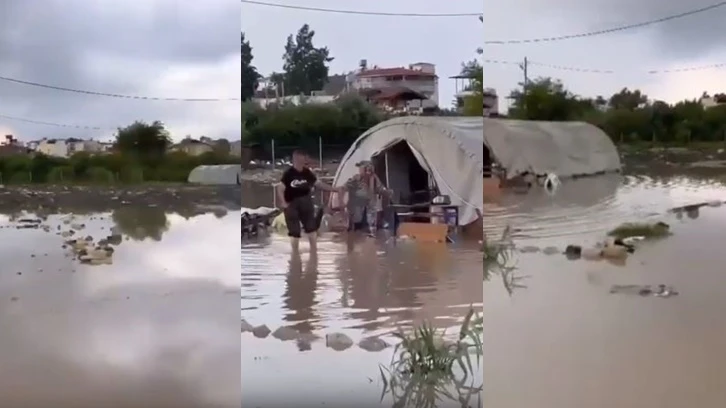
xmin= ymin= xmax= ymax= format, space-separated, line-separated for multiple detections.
xmin=0 ymin=150 xmax=237 ymax=185
xmin=241 ymin=95 xmax=384 ymax=148
xmin=8 ymin=171 xmax=31 ymax=184
xmin=46 ymin=166 xmax=75 ymax=183
xmin=85 ymin=166 xmax=115 ymax=183
xmin=119 ymin=166 xmax=145 ymax=183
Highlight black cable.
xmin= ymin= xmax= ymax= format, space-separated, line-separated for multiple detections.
xmin=0 ymin=113 xmax=108 ymax=130
xmin=484 ymin=1 xmax=726 ymax=45
xmin=483 ymin=59 xmax=726 ymax=74
xmin=241 ymin=0 xmax=481 ymax=17
xmin=0 ymin=75 xmax=240 ymax=102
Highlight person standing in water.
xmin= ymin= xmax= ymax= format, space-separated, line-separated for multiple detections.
xmin=276 ymin=149 xmax=337 ymax=251
xmin=338 ymin=160 xmax=391 ymax=238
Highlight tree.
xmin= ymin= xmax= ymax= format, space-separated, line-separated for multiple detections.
xmin=503 ymin=76 xmax=726 ymax=144
xmin=114 ymin=120 xmax=172 ymax=159
xmin=214 ymin=138 xmax=231 ymax=155
xmin=282 ymin=24 xmax=333 ymax=95
xmin=241 ymin=32 xmax=260 ymax=102
xmin=608 ymin=88 xmax=648 ymax=111
xmin=461 ymin=61 xmax=483 ymax=116
xmin=508 ymin=77 xmax=593 ymax=121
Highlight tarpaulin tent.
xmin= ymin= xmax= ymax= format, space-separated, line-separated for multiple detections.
xmin=188 ymin=165 xmax=241 ymax=185
xmin=483 ymin=118 xmax=621 ymax=179
xmin=331 ymin=116 xmax=483 ymax=226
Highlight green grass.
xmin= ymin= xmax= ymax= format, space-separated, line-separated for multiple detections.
xmin=379 ymin=308 xmax=483 ymax=408
xmin=606 ymin=222 xmax=671 ymax=240
xmin=484 ymin=226 xmax=528 ymax=295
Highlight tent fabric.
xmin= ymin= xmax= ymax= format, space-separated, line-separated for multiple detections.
xmin=483 ymin=118 xmax=621 ymax=179
xmin=331 ymin=116 xmax=483 ymax=226
xmin=188 ymin=165 xmax=241 ymax=185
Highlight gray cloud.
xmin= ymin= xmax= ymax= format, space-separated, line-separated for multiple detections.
xmin=484 ymin=0 xmax=726 ymax=109
xmin=242 ymin=0 xmax=483 ymax=109
xmin=0 ymin=0 xmax=241 ymax=141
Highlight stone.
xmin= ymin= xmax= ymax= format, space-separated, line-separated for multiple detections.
xmin=272 ymin=326 xmax=299 ymax=341
xmin=252 ymin=324 xmax=271 ymax=338
xmin=325 ymin=332 xmax=353 ymax=351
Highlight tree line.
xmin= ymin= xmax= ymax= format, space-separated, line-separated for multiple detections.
xmin=242 ymin=24 xmax=483 ymax=149
xmin=0 ymin=121 xmax=238 ymax=184
xmin=508 ymin=77 xmax=726 ymax=144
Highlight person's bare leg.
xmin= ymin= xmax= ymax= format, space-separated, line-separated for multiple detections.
xmin=290 ymin=236 xmax=300 ymax=253
xmin=307 ymin=232 xmax=317 ymax=253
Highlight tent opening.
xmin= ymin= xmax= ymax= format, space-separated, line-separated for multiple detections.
xmin=372 ymin=140 xmax=437 ymax=223
xmin=483 ymin=144 xmax=493 ymax=177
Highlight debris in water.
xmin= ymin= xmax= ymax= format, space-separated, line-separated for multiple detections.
xmin=272 ymin=326 xmax=299 ymax=341
xmin=609 ymin=284 xmax=679 ymax=298
xmin=252 ymin=325 xmax=271 ymax=338
xmin=241 ymin=319 xmax=254 ymax=332
xmin=358 ymin=336 xmax=390 ymax=352
xmin=325 ymin=332 xmax=354 ymax=351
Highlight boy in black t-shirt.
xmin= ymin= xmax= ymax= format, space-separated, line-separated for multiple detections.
xmin=276 ymin=149 xmax=338 ymax=251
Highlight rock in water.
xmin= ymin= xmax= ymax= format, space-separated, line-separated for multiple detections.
xmin=272 ymin=326 xmax=299 ymax=341
xmin=252 ymin=324 xmax=271 ymax=338
xmin=358 ymin=336 xmax=389 ymax=352
xmin=325 ymin=332 xmax=353 ymax=351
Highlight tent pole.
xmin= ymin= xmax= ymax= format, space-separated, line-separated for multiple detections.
xmin=384 ymin=152 xmax=390 ymax=187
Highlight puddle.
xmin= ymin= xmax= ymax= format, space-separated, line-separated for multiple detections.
xmin=242 ymin=182 xmax=483 ymax=406
xmin=484 ymin=173 xmax=726 ymax=407
xmin=0 ymin=207 xmax=239 ymax=407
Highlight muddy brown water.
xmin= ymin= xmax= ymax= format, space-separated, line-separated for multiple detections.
xmin=484 ymin=173 xmax=726 ymax=408
xmin=242 ymin=183 xmax=483 ymax=407
xmin=0 ymin=207 xmax=239 ymax=407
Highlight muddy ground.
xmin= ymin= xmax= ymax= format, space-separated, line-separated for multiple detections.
xmin=620 ymin=145 xmax=726 ymax=173
xmin=0 ymin=184 xmax=240 ymax=213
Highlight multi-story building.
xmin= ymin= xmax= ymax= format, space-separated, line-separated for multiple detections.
xmin=168 ymin=138 xmax=214 ymax=156
xmin=35 ymin=138 xmax=105 ymax=158
xmin=700 ymin=94 xmax=726 ymax=109
xmin=347 ymin=61 xmax=439 ymax=111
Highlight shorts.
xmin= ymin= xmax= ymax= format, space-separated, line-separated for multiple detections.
xmin=284 ymin=196 xmax=319 ymax=238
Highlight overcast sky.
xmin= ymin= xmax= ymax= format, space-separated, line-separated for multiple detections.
xmin=484 ymin=0 xmax=726 ymax=112
xmin=242 ymin=0 xmax=482 ymax=109
xmin=0 ymin=0 xmax=240 ymax=142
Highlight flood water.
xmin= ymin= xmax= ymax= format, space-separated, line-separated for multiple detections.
xmin=242 ymin=183 xmax=483 ymax=407
xmin=484 ymin=173 xmax=726 ymax=407
xmin=0 ymin=207 xmax=239 ymax=407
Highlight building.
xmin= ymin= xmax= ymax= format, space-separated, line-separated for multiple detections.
xmin=347 ymin=61 xmax=439 ymax=111
xmin=483 ymin=88 xmax=499 ymax=116
xmin=35 ymin=138 xmax=106 ymax=158
xmin=700 ymin=93 xmax=726 ymax=109
xmin=0 ymin=135 xmax=21 ymax=146
xmin=168 ymin=138 xmax=214 ymax=156
xmin=250 ymin=61 xmax=440 ymax=113
xmin=230 ymin=140 xmax=242 ymax=157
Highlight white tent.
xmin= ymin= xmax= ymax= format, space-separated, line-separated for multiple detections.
xmin=188 ymin=165 xmax=241 ymax=185
xmin=483 ymin=118 xmax=621 ymax=179
xmin=331 ymin=116 xmax=483 ymax=226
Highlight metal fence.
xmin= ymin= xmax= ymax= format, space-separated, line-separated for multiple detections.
xmin=243 ymin=138 xmax=349 ymax=171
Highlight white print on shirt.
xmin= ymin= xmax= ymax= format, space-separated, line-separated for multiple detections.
xmin=290 ymin=179 xmax=309 ymax=188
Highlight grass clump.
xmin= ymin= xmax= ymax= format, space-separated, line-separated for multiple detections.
xmin=483 ymin=226 xmax=528 ymax=295
xmin=606 ymin=221 xmax=671 ymax=240
xmin=379 ymin=309 xmax=483 ymax=408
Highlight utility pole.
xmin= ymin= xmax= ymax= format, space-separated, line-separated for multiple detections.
xmin=518 ymin=57 xmax=529 ymax=116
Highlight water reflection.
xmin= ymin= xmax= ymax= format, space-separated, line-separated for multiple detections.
xmin=241 ymin=220 xmax=482 ymax=406
xmin=0 ymin=208 xmax=239 ymax=407
xmin=484 ymin=173 xmax=726 ymax=408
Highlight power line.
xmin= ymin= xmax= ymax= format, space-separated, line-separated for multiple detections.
xmin=483 ymin=58 xmax=726 ymax=75
xmin=241 ymin=0 xmax=481 ymax=17
xmin=0 ymin=75 xmax=240 ymax=102
xmin=484 ymin=1 xmax=726 ymax=45
xmin=0 ymin=112 xmax=110 ymax=130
